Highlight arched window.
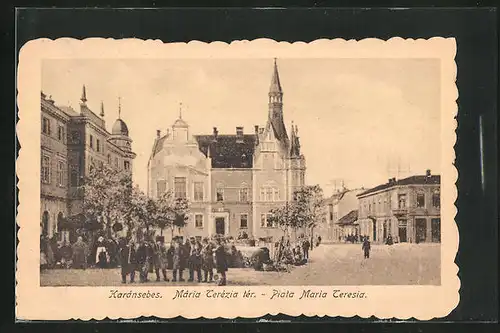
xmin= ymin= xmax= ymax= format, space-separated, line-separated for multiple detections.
xmin=70 ymin=168 xmax=79 ymax=186
xmin=216 ymin=182 xmax=224 ymax=202
xmin=416 ymin=191 xmax=425 ymax=208
xmin=432 ymin=189 xmax=440 ymax=208
xmin=260 ymin=182 xmax=279 ymax=202
xmin=57 ymin=212 xmax=64 ymax=231
xmin=41 ymin=211 xmax=49 ymax=237
xmin=57 ymin=212 xmax=64 ymax=241
xmin=239 ymin=183 xmax=249 ymax=202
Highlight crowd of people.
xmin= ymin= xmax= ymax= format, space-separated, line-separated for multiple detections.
xmin=119 ymin=235 xmax=229 ymax=286
xmin=273 ymin=234 xmax=322 ymax=267
xmin=341 ymin=233 xmax=394 ymax=246
xmin=40 ymin=235 xmax=94 ymax=269
xmin=40 ymin=234 xmax=230 ymax=285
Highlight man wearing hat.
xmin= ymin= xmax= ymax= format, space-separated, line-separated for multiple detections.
xmin=118 ymin=238 xmax=137 ymax=283
xmin=154 ymin=236 xmax=169 ymax=282
xmin=188 ymin=237 xmax=202 ymax=282
xmin=172 ymin=237 xmax=185 ymax=282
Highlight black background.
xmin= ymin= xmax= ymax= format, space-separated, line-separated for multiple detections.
xmin=3 ymin=4 xmax=498 ymax=329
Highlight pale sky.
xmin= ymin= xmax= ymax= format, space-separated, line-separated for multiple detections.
xmin=42 ymin=58 xmax=441 ymax=197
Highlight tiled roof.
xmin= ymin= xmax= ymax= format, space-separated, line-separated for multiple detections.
xmin=358 ymin=175 xmax=441 ymax=197
xmin=56 ymin=105 xmax=79 ymax=117
xmin=337 ymin=210 xmax=358 ymax=225
xmin=151 ymin=135 xmax=168 ymax=158
xmin=270 ymin=118 xmax=289 ymax=143
xmin=195 ymin=134 xmax=256 ymax=168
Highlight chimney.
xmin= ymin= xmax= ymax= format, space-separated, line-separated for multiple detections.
xmin=156 ymin=130 xmax=161 ymax=138
xmin=213 ymin=127 xmax=218 ymax=141
xmin=47 ymin=95 xmax=55 ymax=104
xmin=236 ymin=126 xmax=244 ymax=143
xmin=41 ymin=91 xmax=46 ymax=99
xmin=426 ymin=169 xmax=431 ymax=177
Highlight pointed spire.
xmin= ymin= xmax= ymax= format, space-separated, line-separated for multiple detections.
xmin=100 ymin=101 xmax=105 ymax=117
xmin=269 ymin=58 xmax=282 ymax=94
xmin=290 ymin=121 xmax=301 ymax=157
xmin=81 ymin=85 xmax=87 ymax=104
xmin=118 ymin=96 xmax=122 ymax=119
xmin=179 ymin=102 xmax=183 ymax=119
xmin=207 ymin=143 xmax=212 ymax=158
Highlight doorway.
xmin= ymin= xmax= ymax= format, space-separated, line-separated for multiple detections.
xmin=383 ymin=220 xmax=387 ymax=241
xmin=372 ymin=220 xmax=377 ymax=242
xmin=398 ymin=219 xmax=407 ymax=242
xmin=215 ymin=217 xmax=225 ymax=235
xmin=415 ymin=218 xmax=427 ymax=243
xmin=41 ymin=211 xmax=49 ymax=237
xmin=431 ymin=218 xmax=441 ymax=242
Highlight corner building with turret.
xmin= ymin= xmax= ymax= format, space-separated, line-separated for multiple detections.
xmin=40 ymin=87 xmax=136 ymax=243
xmin=148 ymin=59 xmax=306 ymax=241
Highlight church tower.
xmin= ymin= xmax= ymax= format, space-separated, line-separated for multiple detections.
xmin=109 ymin=97 xmax=136 ymax=172
xmin=288 ymin=122 xmax=306 ymax=199
xmin=267 ymin=58 xmax=289 ymax=149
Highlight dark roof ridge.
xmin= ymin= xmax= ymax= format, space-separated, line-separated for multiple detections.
xmin=358 ymin=174 xmax=441 ymax=197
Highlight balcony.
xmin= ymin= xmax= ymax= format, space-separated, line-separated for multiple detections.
xmin=392 ymin=207 xmax=408 ymax=216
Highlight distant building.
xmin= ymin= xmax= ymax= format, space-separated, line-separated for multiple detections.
xmin=337 ymin=210 xmax=359 ymax=237
xmin=147 ymin=59 xmax=306 ymax=241
xmin=356 ymin=170 xmax=441 ymax=243
xmin=319 ymin=188 xmax=364 ymax=242
xmin=40 ymin=87 xmax=136 ymax=242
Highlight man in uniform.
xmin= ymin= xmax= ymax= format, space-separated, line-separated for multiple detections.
xmin=214 ymin=238 xmax=228 ymax=286
xmin=362 ymin=236 xmax=371 ymax=259
xmin=155 ymin=236 xmax=169 ymax=282
xmin=188 ymin=237 xmax=202 ymax=282
xmin=172 ymin=237 xmax=186 ymax=282
xmin=119 ymin=238 xmax=137 ymax=284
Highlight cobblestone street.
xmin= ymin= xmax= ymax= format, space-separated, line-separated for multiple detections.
xmin=40 ymin=243 xmax=440 ymax=286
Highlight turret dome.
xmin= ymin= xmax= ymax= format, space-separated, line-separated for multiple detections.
xmin=173 ymin=118 xmax=189 ymax=128
xmin=112 ymin=118 xmax=129 ymax=136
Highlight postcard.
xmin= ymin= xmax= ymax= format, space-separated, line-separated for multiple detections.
xmin=16 ymin=37 xmax=458 ymax=320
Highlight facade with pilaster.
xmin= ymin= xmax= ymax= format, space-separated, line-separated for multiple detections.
xmin=40 ymin=87 xmax=136 ymax=242
xmin=356 ymin=171 xmax=441 ymax=244
xmin=147 ymin=59 xmax=306 ymax=242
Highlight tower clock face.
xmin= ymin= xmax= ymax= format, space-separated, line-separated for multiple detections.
xmin=70 ymin=130 xmax=81 ymax=144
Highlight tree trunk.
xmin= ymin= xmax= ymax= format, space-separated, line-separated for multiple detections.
xmin=104 ymin=213 xmax=112 ymax=239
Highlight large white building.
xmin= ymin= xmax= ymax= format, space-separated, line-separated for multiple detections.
xmin=147 ymin=59 xmax=306 ymax=241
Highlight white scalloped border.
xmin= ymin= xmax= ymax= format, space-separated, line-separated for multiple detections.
xmin=16 ymin=37 xmax=458 ymax=321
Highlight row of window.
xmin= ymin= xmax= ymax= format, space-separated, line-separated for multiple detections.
xmin=42 ymin=155 xmax=130 ymax=187
xmin=398 ymin=192 xmax=440 ymax=209
xmin=41 ymin=155 xmax=65 ymax=187
xmin=362 ymin=191 xmax=440 ymax=215
xmin=191 ymin=213 xmax=277 ymax=229
xmin=42 ymin=117 xmax=66 ymax=143
xmin=89 ymin=156 xmax=131 ymax=172
xmin=192 ymin=213 xmax=249 ymax=229
xmin=157 ymin=178 xmax=281 ymax=203
xmin=89 ymin=134 xmax=103 ymax=153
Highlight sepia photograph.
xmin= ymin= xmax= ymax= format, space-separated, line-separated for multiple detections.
xmin=17 ymin=37 xmax=458 ymax=320
xmin=39 ymin=56 xmax=441 ymax=287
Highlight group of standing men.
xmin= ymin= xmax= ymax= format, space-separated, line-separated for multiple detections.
xmin=118 ymin=236 xmax=229 ymax=286
xmin=274 ymin=234 xmax=322 ymax=266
